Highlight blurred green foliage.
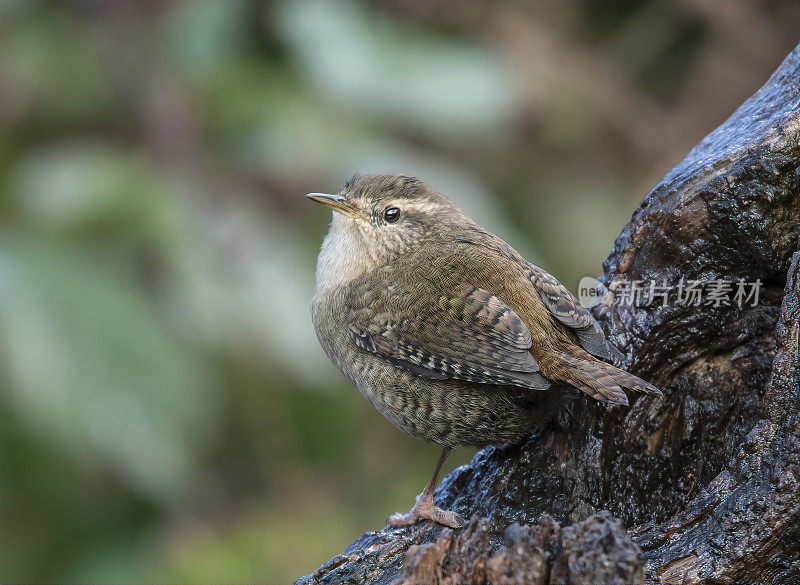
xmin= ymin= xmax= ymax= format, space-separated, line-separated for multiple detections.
xmin=0 ymin=0 xmax=795 ymax=582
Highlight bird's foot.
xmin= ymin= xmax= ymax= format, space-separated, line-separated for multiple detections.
xmin=387 ymin=492 xmax=464 ymax=528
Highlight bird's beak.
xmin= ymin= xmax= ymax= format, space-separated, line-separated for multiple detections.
xmin=306 ymin=193 xmax=364 ymax=220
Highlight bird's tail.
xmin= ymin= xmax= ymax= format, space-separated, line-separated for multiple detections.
xmin=554 ymin=352 xmax=661 ymax=406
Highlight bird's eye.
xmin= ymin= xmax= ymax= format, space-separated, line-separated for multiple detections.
xmin=384 ymin=207 xmax=400 ymax=223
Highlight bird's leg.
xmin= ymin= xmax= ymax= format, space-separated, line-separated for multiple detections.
xmin=387 ymin=447 xmax=464 ymax=528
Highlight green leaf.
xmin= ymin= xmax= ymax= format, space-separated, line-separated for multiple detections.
xmin=273 ymin=0 xmax=515 ymax=140
xmin=0 ymin=233 xmax=216 ymax=502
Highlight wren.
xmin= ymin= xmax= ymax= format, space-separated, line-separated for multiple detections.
xmin=309 ymin=173 xmax=659 ymax=528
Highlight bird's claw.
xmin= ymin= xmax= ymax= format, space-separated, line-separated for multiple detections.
xmin=387 ymin=493 xmax=464 ymax=528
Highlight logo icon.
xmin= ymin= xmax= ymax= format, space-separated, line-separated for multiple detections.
xmin=578 ymin=276 xmax=606 ymax=308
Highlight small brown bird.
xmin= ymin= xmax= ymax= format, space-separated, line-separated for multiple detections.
xmin=309 ymin=173 xmax=659 ymax=528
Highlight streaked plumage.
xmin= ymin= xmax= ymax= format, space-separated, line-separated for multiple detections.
xmin=309 ymin=173 xmax=659 ymax=527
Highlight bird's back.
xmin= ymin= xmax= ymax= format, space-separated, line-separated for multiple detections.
xmin=388 ymin=224 xmax=659 ymax=405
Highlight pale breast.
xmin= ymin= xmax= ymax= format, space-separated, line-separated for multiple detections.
xmin=314 ymin=213 xmax=377 ymax=295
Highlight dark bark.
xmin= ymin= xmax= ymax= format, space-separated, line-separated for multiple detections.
xmin=297 ymin=45 xmax=800 ymax=585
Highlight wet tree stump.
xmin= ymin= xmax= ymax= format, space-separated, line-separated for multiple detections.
xmin=297 ymin=45 xmax=800 ymax=585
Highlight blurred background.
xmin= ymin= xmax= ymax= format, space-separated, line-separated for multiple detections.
xmin=0 ymin=0 xmax=796 ymax=582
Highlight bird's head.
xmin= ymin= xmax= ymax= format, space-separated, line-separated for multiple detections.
xmin=308 ymin=173 xmax=463 ymax=271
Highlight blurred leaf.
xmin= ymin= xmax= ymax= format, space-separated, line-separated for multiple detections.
xmin=10 ymin=142 xmax=176 ymax=238
xmin=0 ymin=5 xmax=115 ymax=126
xmin=160 ymin=0 xmax=247 ymax=83
xmin=0 ymin=233 xmax=216 ymax=502
xmin=157 ymin=501 xmax=361 ymax=585
xmin=167 ymin=204 xmax=332 ymax=385
xmin=205 ymin=63 xmax=364 ymax=179
xmin=284 ymin=387 xmax=357 ymax=466
xmin=273 ymin=0 xmax=515 ymax=140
